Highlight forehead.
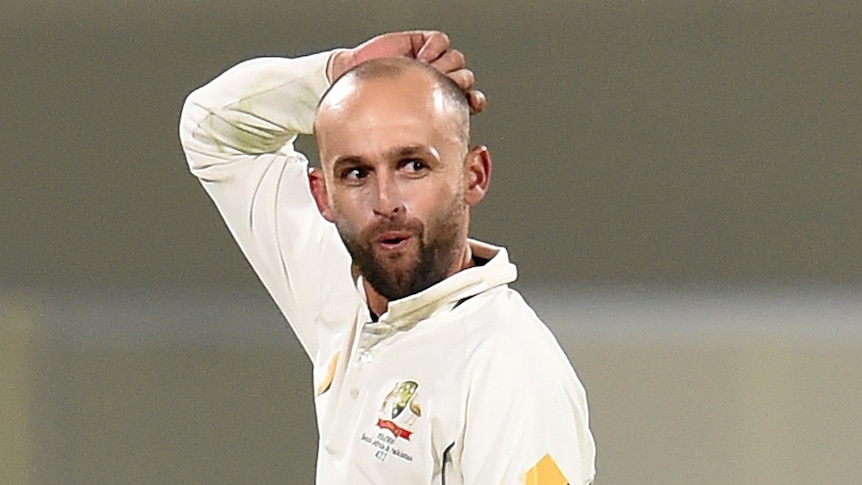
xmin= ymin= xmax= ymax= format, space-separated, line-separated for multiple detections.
xmin=315 ymin=71 xmax=462 ymax=164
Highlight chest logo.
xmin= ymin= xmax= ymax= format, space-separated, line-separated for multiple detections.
xmin=376 ymin=380 xmax=422 ymax=441
xmin=360 ymin=380 xmax=423 ymax=463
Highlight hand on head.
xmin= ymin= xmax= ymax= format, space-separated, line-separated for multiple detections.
xmin=328 ymin=31 xmax=486 ymax=115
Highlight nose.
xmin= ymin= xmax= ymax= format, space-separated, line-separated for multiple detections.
xmin=372 ymin=172 xmax=404 ymax=218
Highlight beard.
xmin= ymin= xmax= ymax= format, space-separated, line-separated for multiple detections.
xmin=336 ymin=198 xmax=466 ymax=302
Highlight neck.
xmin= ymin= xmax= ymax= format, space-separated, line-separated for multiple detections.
xmin=364 ymin=240 xmax=474 ymax=318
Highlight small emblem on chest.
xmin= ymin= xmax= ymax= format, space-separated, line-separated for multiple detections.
xmin=359 ymin=380 xmax=422 ymax=463
xmin=378 ymin=380 xmax=422 ymax=440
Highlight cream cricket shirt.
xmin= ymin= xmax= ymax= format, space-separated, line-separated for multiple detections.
xmin=180 ymin=50 xmax=596 ymax=485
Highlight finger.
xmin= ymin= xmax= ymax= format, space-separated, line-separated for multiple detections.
xmin=446 ymin=68 xmax=476 ymax=92
xmin=414 ymin=31 xmax=450 ymax=63
xmin=430 ymin=49 xmax=467 ymax=74
xmin=467 ymin=90 xmax=487 ymax=115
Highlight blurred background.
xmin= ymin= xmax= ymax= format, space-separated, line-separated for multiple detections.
xmin=1 ymin=1 xmax=860 ymax=483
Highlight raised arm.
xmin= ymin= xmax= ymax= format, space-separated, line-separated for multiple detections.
xmin=178 ymin=32 xmax=484 ymax=362
xmin=179 ymin=51 xmax=352 ymax=360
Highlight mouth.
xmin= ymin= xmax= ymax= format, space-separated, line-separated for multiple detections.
xmin=376 ymin=231 xmax=413 ymax=251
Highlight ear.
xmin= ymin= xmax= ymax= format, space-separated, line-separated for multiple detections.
xmin=463 ymin=145 xmax=492 ymax=206
xmin=308 ymin=167 xmax=336 ymax=222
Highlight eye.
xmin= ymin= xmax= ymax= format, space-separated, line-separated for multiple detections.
xmin=340 ymin=166 xmax=368 ymax=182
xmin=400 ymin=159 xmax=428 ymax=173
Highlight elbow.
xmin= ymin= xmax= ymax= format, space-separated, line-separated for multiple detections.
xmin=178 ymin=88 xmax=219 ymax=174
xmin=178 ymin=89 xmax=205 ymax=153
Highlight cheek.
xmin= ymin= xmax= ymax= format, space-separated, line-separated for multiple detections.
xmin=329 ymin=188 xmax=372 ymax=230
xmin=408 ymin=179 xmax=463 ymax=222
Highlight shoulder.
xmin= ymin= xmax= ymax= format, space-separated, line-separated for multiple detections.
xmin=450 ymin=288 xmax=596 ymax=484
xmin=455 ymin=287 xmax=583 ymax=396
xmin=458 ymin=287 xmax=563 ymax=360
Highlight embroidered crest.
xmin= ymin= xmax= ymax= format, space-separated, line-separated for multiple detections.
xmin=377 ymin=380 xmax=422 ymax=440
xmin=359 ymin=380 xmax=422 ymax=463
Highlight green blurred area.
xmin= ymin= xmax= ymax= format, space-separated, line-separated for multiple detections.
xmin=1 ymin=0 xmax=860 ymax=291
xmin=3 ymin=289 xmax=862 ymax=484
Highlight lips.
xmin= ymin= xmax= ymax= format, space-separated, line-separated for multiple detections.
xmin=376 ymin=231 xmax=413 ymax=250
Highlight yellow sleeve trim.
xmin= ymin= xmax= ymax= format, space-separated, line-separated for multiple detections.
xmin=315 ymin=352 xmax=340 ymax=397
xmin=520 ymin=453 xmax=569 ymax=485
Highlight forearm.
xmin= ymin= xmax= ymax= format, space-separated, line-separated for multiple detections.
xmin=179 ymin=50 xmax=334 ymax=174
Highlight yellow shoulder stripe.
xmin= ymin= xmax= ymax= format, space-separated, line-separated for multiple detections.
xmin=520 ymin=453 xmax=569 ymax=485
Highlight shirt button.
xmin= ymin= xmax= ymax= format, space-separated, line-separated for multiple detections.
xmin=349 ymin=388 xmax=359 ymax=399
xmin=360 ymin=351 xmax=373 ymax=363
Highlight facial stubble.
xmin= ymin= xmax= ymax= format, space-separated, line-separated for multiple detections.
xmin=336 ymin=195 xmax=467 ymax=303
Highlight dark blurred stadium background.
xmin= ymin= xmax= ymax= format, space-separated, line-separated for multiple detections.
xmin=2 ymin=1 xmax=860 ymax=483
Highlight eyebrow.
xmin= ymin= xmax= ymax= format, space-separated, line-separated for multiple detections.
xmin=331 ymin=155 xmax=364 ymax=173
xmin=389 ymin=145 xmax=430 ymax=159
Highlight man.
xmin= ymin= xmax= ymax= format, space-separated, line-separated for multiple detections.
xmin=179 ymin=31 xmax=595 ymax=484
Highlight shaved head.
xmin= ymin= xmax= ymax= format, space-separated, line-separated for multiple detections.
xmin=316 ymin=57 xmax=471 ymax=149
xmin=309 ymin=55 xmax=491 ymax=307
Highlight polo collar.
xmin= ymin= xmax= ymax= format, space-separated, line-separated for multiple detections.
xmin=357 ymin=239 xmax=517 ymax=331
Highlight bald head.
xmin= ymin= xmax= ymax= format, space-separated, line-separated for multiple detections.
xmin=315 ymin=57 xmax=471 ymax=151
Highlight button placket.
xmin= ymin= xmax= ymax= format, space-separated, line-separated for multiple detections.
xmin=343 ymin=318 xmax=382 ymax=401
